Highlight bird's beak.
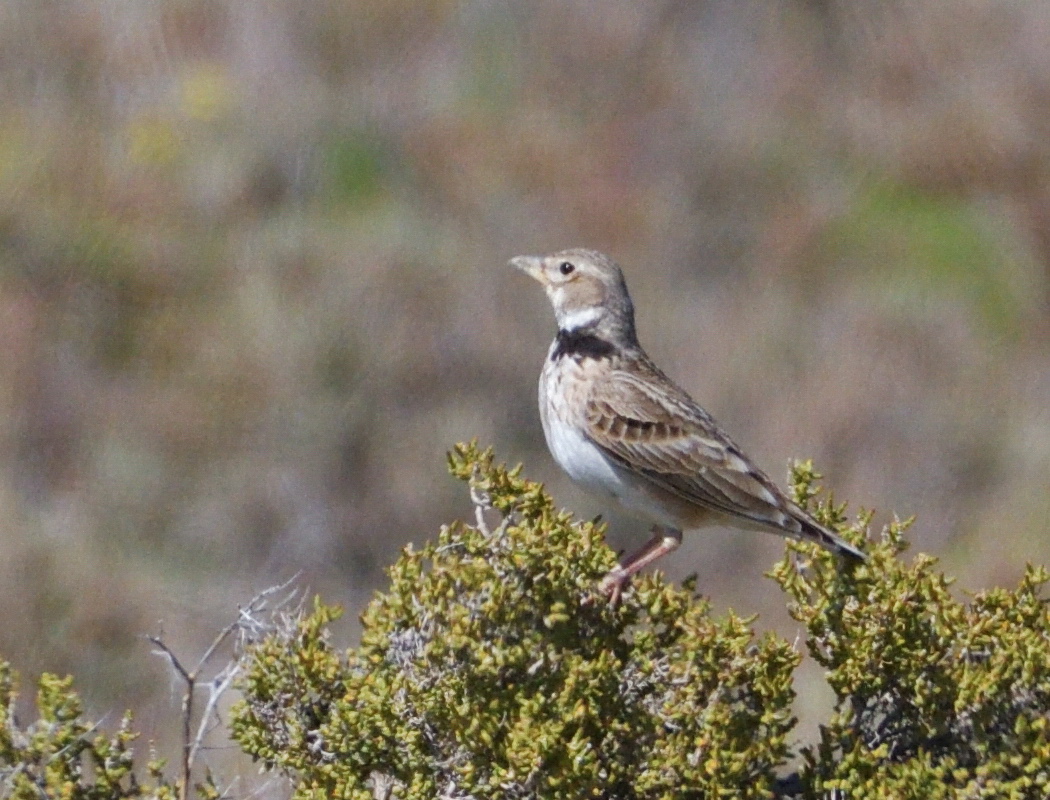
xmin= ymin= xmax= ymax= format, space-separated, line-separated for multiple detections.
xmin=509 ymin=255 xmax=545 ymax=284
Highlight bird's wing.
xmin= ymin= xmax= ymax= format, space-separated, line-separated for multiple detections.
xmin=582 ymin=364 xmax=797 ymax=531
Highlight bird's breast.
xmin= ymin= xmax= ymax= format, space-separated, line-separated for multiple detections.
xmin=540 ymin=356 xmax=621 ymax=493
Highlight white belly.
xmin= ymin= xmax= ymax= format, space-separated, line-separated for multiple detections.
xmin=544 ymin=411 xmax=620 ymax=493
xmin=541 ymin=411 xmax=683 ymax=529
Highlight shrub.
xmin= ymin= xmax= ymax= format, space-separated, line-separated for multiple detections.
xmin=232 ymin=444 xmax=1050 ymax=799
xmin=232 ymin=443 xmax=798 ymax=799
xmin=4 ymin=443 xmax=1047 ymax=799
xmin=772 ymin=462 xmax=1050 ymax=797
xmin=0 ymin=662 xmax=181 ymax=800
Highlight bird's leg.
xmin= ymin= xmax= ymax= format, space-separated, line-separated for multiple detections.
xmin=599 ymin=525 xmax=682 ymax=605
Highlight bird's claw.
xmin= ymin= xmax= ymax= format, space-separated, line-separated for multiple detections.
xmin=597 ymin=569 xmax=631 ymax=607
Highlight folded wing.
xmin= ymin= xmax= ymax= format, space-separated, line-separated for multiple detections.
xmin=583 ymin=364 xmax=809 ymax=535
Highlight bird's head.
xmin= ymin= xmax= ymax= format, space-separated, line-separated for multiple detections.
xmin=509 ymin=248 xmax=637 ymax=343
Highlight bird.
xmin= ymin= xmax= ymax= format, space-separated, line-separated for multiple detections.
xmin=510 ymin=248 xmax=866 ymax=603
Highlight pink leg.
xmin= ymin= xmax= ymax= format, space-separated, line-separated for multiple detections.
xmin=599 ymin=525 xmax=683 ymax=605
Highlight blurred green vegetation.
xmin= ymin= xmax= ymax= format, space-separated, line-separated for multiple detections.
xmin=824 ymin=180 xmax=1035 ymax=335
xmin=0 ymin=0 xmax=1048 ymax=792
xmin=323 ymin=133 xmax=389 ymax=207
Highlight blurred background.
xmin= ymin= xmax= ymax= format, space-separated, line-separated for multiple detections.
xmin=1 ymin=0 xmax=1048 ymax=787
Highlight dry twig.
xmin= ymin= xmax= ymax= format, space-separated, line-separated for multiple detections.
xmin=148 ymin=575 xmax=302 ymax=800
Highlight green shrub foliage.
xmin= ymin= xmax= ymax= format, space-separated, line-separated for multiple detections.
xmin=0 ymin=664 xmax=181 ymax=800
xmin=231 ymin=443 xmax=799 ymax=799
xmin=771 ymin=462 xmax=1050 ymax=797
xmin=3 ymin=444 xmax=1048 ymax=799
xmin=231 ymin=444 xmax=1050 ymax=799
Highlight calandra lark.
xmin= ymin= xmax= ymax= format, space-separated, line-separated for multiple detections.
xmin=511 ymin=248 xmax=865 ymax=602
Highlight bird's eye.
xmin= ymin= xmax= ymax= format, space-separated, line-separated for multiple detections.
xmin=559 ymin=261 xmax=575 ymax=275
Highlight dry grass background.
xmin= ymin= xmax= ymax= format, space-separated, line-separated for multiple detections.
xmin=1 ymin=0 xmax=1048 ymax=788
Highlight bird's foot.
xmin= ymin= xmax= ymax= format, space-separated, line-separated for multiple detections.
xmin=598 ymin=567 xmax=631 ymax=607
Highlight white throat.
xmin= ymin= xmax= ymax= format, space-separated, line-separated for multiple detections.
xmin=557 ymin=305 xmax=602 ymax=332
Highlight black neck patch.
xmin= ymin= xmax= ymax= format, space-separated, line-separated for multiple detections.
xmin=551 ymin=328 xmax=616 ymax=361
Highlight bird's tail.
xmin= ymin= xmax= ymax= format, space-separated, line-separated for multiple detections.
xmin=798 ymin=516 xmax=867 ymax=562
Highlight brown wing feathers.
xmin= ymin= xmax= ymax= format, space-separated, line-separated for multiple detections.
xmin=582 ymin=363 xmax=865 ymax=561
xmin=585 ymin=375 xmax=784 ymax=521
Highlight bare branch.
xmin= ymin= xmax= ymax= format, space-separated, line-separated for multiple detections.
xmin=148 ymin=577 xmax=303 ymax=800
xmin=187 ymin=662 xmax=241 ymax=772
xmin=147 ymin=636 xmax=192 ymax=685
